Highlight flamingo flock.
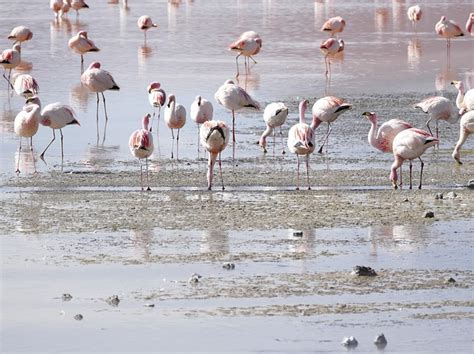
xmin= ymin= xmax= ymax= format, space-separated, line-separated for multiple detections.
xmin=3 ymin=2 xmax=473 ymax=192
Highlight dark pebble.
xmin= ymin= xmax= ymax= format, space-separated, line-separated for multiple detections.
xmin=374 ymin=333 xmax=387 ymax=349
xmin=62 ymin=293 xmax=73 ymax=301
xmin=352 ymin=265 xmax=377 ymax=276
xmin=73 ymin=314 xmax=83 ymax=321
xmin=106 ymin=295 xmax=120 ymax=306
xmin=447 ymin=277 xmax=456 ymax=283
xmin=423 ymin=211 xmax=434 ymax=218
xmin=293 ymin=231 xmax=303 ymax=237
xmin=222 ymin=263 xmax=235 ymax=270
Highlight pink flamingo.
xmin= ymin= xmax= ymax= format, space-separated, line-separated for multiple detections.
xmin=414 ymin=96 xmax=457 ymax=138
xmin=71 ymin=0 xmax=89 ymax=16
xmin=320 ymin=37 xmax=344 ymax=77
xmin=391 ymin=128 xmax=438 ymax=189
xmin=287 ymin=99 xmax=315 ymax=190
xmin=81 ymin=62 xmax=120 ymax=143
xmin=452 ymin=110 xmax=474 ymax=164
xmin=14 ymin=103 xmax=41 ymax=173
xmin=407 ymin=5 xmax=422 ymax=29
xmin=466 ymin=13 xmax=474 ymax=35
xmin=200 ymin=120 xmax=230 ymax=190
xmin=147 ymin=82 xmax=166 ymax=129
xmin=435 ymin=16 xmax=464 ymax=48
xmin=164 ymin=94 xmax=186 ymax=160
xmin=259 ymin=102 xmax=289 ymax=154
xmin=320 ymin=16 xmax=346 ymax=37
xmin=1 ymin=43 xmax=21 ymax=89
xmin=8 ymin=26 xmax=33 ymax=47
xmin=137 ymin=16 xmax=158 ymax=42
xmin=311 ymin=96 xmax=352 ymax=153
xmin=190 ymin=95 xmax=213 ymax=151
xmin=68 ymin=31 xmax=99 ymax=67
xmin=129 ymin=114 xmax=154 ymax=191
xmin=51 ymin=0 xmax=70 ymax=18
xmin=451 ymin=80 xmax=474 ymax=115
xmin=12 ymin=73 xmax=39 ymax=98
xmin=229 ymin=31 xmax=262 ymax=77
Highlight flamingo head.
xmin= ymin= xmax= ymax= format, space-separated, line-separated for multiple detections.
xmin=440 ymin=16 xmax=446 ymax=22
xmin=143 ymin=113 xmax=151 ymax=130
xmin=25 ymin=95 xmax=41 ymax=106
xmin=12 ymin=43 xmax=21 ymax=52
xmin=195 ymin=95 xmax=202 ymax=106
xmin=255 ymin=38 xmax=263 ymax=48
xmin=338 ymin=39 xmax=345 ymax=52
xmin=362 ymin=111 xmax=377 ymax=123
xmin=78 ymin=30 xmax=88 ymax=38
xmin=224 ymin=79 xmax=235 ymax=85
xmin=147 ymin=82 xmax=161 ymax=92
xmin=167 ymin=94 xmax=176 ymax=107
xmin=450 ymin=80 xmax=464 ymax=91
xmin=88 ymin=61 xmax=101 ymax=70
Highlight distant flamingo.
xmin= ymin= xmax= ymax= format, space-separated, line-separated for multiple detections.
xmin=451 ymin=80 xmax=474 ymax=114
xmin=147 ymin=82 xmax=166 ymax=130
xmin=229 ymin=31 xmax=262 ymax=77
xmin=14 ymin=103 xmax=41 ymax=173
xmin=407 ymin=5 xmax=422 ymax=29
xmin=137 ymin=15 xmax=158 ymax=42
xmin=320 ymin=16 xmax=346 ymax=37
xmin=319 ymin=38 xmax=344 ymax=77
xmin=259 ymin=102 xmax=289 ymax=154
xmin=414 ymin=96 xmax=457 ymax=138
xmin=68 ymin=31 xmax=99 ymax=67
xmin=71 ymin=0 xmax=89 ymax=16
xmin=452 ymin=111 xmax=474 ymax=164
xmin=0 ymin=43 xmax=21 ymax=89
xmin=311 ymin=96 xmax=352 ymax=153
xmin=51 ymin=0 xmax=70 ymax=18
xmin=164 ymin=94 xmax=186 ymax=160
xmin=8 ymin=26 xmax=33 ymax=46
xmin=129 ymin=114 xmax=154 ymax=190
xmin=190 ymin=95 xmax=213 ymax=151
xmin=81 ymin=61 xmax=120 ymax=143
xmin=435 ymin=16 xmax=464 ymax=48
xmin=287 ymin=99 xmax=315 ymax=190
xmin=12 ymin=73 xmax=39 ymax=98
xmin=200 ymin=120 xmax=229 ymax=190
xmin=467 ymin=13 xmax=474 ymax=35
xmin=390 ymin=128 xmax=438 ymax=189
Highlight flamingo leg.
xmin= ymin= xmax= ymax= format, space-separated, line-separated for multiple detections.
xmin=318 ymin=123 xmax=332 ymax=154
xmin=324 ymin=56 xmax=329 ymax=77
xmin=306 ymin=153 xmax=311 ymax=190
xmin=207 ymin=153 xmax=214 ymax=190
xmin=3 ymin=70 xmax=14 ymax=90
xmin=40 ymin=129 xmax=56 ymax=162
xmin=399 ymin=164 xmax=403 ymax=188
xmin=197 ymin=125 xmax=200 ymax=154
xmin=101 ymin=92 xmax=108 ymax=144
xmin=219 ymin=152 xmax=224 ymax=190
xmin=272 ymin=129 xmax=276 ymax=157
xmin=139 ymin=159 xmax=143 ymax=191
xmin=176 ymin=128 xmax=180 ymax=161
xmin=96 ymin=93 xmax=100 ymax=144
xmin=435 ymin=120 xmax=439 ymax=140
xmin=296 ymin=154 xmax=300 ymax=190
xmin=30 ymin=137 xmax=36 ymax=173
xmin=418 ymin=157 xmax=424 ymax=189
xmin=425 ymin=118 xmax=433 ymax=136
xmin=409 ymin=160 xmax=413 ymax=190
xmin=171 ymin=129 xmax=175 ymax=159
xmin=60 ymin=128 xmax=64 ymax=172
xmin=235 ymin=53 xmax=241 ymax=77
xmin=249 ymin=55 xmax=257 ymax=64
xmin=16 ymin=137 xmax=22 ymax=174
xmin=280 ymin=126 xmax=285 ymax=155
xmin=146 ymin=158 xmax=151 ymax=191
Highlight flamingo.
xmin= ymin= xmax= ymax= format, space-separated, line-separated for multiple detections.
xmin=190 ymin=95 xmax=213 ymax=151
xmin=451 ymin=80 xmax=474 ymax=115
xmin=51 ymin=0 xmax=70 ymax=18
xmin=8 ymin=26 xmax=33 ymax=47
xmin=200 ymin=120 xmax=229 ymax=190
xmin=14 ymin=103 xmax=41 ymax=174
xmin=407 ymin=5 xmax=422 ymax=29
xmin=81 ymin=62 xmax=120 ymax=143
xmin=320 ymin=37 xmax=344 ymax=77
xmin=320 ymin=16 xmax=346 ymax=37
xmin=259 ymin=102 xmax=289 ymax=154
xmin=164 ymin=94 xmax=186 ymax=160
xmin=414 ymin=96 xmax=457 ymax=138
xmin=435 ymin=16 xmax=464 ymax=48
xmin=229 ymin=31 xmax=262 ymax=77
xmin=287 ymin=99 xmax=315 ymax=190
xmin=137 ymin=15 xmax=158 ymax=42
xmin=0 ymin=43 xmax=21 ymax=89
xmin=452 ymin=110 xmax=474 ymax=164
xmin=390 ymin=128 xmax=438 ymax=189
xmin=68 ymin=31 xmax=99 ymax=67
xmin=147 ymin=82 xmax=166 ymax=130
xmin=129 ymin=114 xmax=154 ymax=191
xmin=467 ymin=13 xmax=474 ymax=35
xmin=311 ymin=96 xmax=352 ymax=153
xmin=71 ymin=0 xmax=89 ymax=16
xmin=12 ymin=73 xmax=39 ymax=98
xmin=214 ymin=79 xmax=260 ymax=149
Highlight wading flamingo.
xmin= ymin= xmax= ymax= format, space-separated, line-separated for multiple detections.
xmin=259 ymin=102 xmax=289 ymax=154
xmin=311 ymin=96 xmax=352 ymax=153
xmin=320 ymin=16 xmax=346 ymax=37
xmin=190 ymin=95 xmax=213 ymax=151
xmin=452 ymin=110 xmax=474 ymax=164
xmin=467 ymin=13 xmax=474 ymax=35
xmin=8 ymin=26 xmax=33 ymax=47
xmin=435 ymin=16 xmax=464 ymax=48
xmin=0 ymin=43 xmax=21 ymax=89
xmin=407 ymin=5 xmax=422 ymax=29
xmin=129 ymin=114 xmax=154 ymax=191
xmin=51 ymin=0 xmax=70 ymax=18
xmin=68 ymin=31 xmax=99 ymax=67
xmin=71 ymin=0 xmax=89 ymax=16
xmin=12 ymin=73 xmax=39 ymax=98
xmin=164 ymin=94 xmax=186 ymax=160
xmin=229 ymin=31 xmax=262 ymax=77
xmin=390 ymin=128 xmax=438 ymax=189
xmin=147 ymin=82 xmax=166 ymax=130
xmin=200 ymin=120 xmax=229 ymax=190
xmin=414 ymin=96 xmax=457 ymax=138
xmin=81 ymin=62 xmax=120 ymax=143
xmin=451 ymin=80 xmax=474 ymax=114
xmin=320 ymin=37 xmax=344 ymax=77
xmin=288 ymin=99 xmax=315 ymax=190
xmin=14 ymin=103 xmax=41 ymax=173
xmin=137 ymin=16 xmax=158 ymax=42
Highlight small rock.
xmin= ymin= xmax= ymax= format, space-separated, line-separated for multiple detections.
xmin=403 ymin=198 xmax=409 ymax=202
xmin=341 ymin=336 xmax=358 ymax=348
xmin=293 ymin=231 xmax=303 ymax=237
xmin=374 ymin=333 xmax=387 ymax=349
xmin=447 ymin=277 xmax=456 ymax=283
xmin=351 ymin=265 xmax=377 ymax=276
xmin=144 ymin=303 xmax=155 ymax=308
xmin=467 ymin=180 xmax=474 ymax=189
xmin=73 ymin=314 xmax=83 ymax=321
xmin=435 ymin=193 xmax=443 ymax=200
xmin=62 ymin=293 xmax=73 ymax=301
xmin=189 ymin=273 xmax=202 ymax=284
xmin=222 ymin=263 xmax=235 ymax=270
xmin=106 ymin=295 xmax=120 ymax=306
xmin=445 ymin=191 xmax=457 ymax=199
xmin=423 ymin=211 xmax=434 ymax=218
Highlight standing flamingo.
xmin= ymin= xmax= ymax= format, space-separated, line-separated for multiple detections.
xmin=12 ymin=73 xmax=39 ymax=98
xmin=1 ymin=43 xmax=21 ymax=89
xmin=320 ymin=16 xmax=346 ymax=37
xmin=414 ymin=96 xmax=457 ymax=138
xmin=71 ymin=0 xmax=89 ymax=16
xmin=190 ymin=95 xmax=213 ymax=152
xmin=14 ymin=103 xmax=41 ymax=174
xmin=68 ymin=31 xmax=99 ymax=68
xmin=200 ymin=120 xmax=229 ymax=190
xmin=467 ymin=13 xmax=474 ymax=35
xmin=390 ymin=128 xmax=438 ymax=189
xmin=259 ymin=102 xmax=289 ymax=154
xmin=164 ymin=94 xmax=186 ymax=160
xmin=320 ymin=38 xmax=344 ymax=77
xmin=147 ymin=82 xmax=166 ymax=130
xmin=435 ymin=16 xmax=464 ymax=48
xmin=288 ymin=99 xmax=315 ymax=190
xmin=8 ymin=26 xmax=33 ymax=47
xmin=51 ymin=0 xmax=70 ymax=18
xmin=137 ymin=15 xmax=158 ymax=42
xmin=311 ymin=96 xmax=352 ymax=153
xmin=81 ymin=62 xmax=120 ymax=143
xmin=407 ymin=5 xmax=422 ymax=29
xmin=129 ymin=114 xmax=154 ymax=191
xmin=229 ymin=31 xmax=262 ymax=77
xmin=451 ymin=80 xmax=474 ymax=114
xmin=452 ymin=110 xmax=474 ymax=164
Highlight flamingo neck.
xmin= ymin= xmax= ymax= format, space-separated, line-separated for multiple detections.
xmin=299 ymin=103 xmax=307 ymax=124
xmin=259 ymin=126 xmax=273 ymax=147
xmin=367 ymin=118 xmax=380 ymax=150
xmin=455 ymin=86 xmax=465 ymax=110
xmin=310 ymin=117 xmax=322 ymax=131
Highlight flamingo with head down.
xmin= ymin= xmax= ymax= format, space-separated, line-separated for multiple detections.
xmin=229 ymin=31 xmax=262 ymax=77
xmin=200 ymin=120 xmax=229 ymax=190
xmin=129 ymin=114 xmax=154 ymax=191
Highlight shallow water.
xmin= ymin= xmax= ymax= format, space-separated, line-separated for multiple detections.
xmin=1 ymin=0 xmax=473 ymax=175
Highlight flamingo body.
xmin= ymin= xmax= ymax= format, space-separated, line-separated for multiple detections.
xmin=452 ymin=111 xmax=474 ymax=164
xmin=137 ymin=15 xmax=158 ymax=31
xmin=14 ymin=104 xmax=41 ymax=139
xmin=129 ymin=114 xmax=154 ymax=190
xmin=407 ymin=5 xmax=422 ymax=27
xmin=191 ymin=96 xmax=213 ymax=125
xmin=229 ymin=31 xmax=262 ymax=76
xmin=451 ymin=80 xmax=474 ymax=115
xmin=414 ymin=96 xmax=457 ymax=137
xmin=148 ymin=82 xmax=166 ymax=108
xmin=81 ymin=62 xmax=119 ymax=93
xmin=435 ymin=16 xmax=464 ymax=40
xmin=68 ymin=31 xmax=99 ymax=62
xmin=71 ymin=0 xmax=89 ymax=14
xmin=40 ymin=102 xmax=79 ymax=129
xmin=164 ymin=94 xmax=186 ymax=159
xmin=321 ymin=16 xmax=346 ymax=36
xmin=1 ymin=44 xmax=21 ymax=70
xmin=467 ymin=13 xmax=474 ymax=35
xmin=8 ymin=26 xmax=33 ymax=44
xmin=259 ymin=102 xmax=288 ymax=153
xmin=12 ymin=74 xmax=39 ymax=98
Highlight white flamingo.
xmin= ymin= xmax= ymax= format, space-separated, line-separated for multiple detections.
xmin=0 ymin=43 xmax=21 ymax=89
xmin=8 ymin=26 xmax=33 ymax=46
xmin=452 ymin=110 xmax=474 ymax=164
xmin=229 ymin=31 xmax=262 ymax=77
xmin=190 ymin=95 xmax=213 ymax=152
xmin=14 ymin=103 xmax=41 ymax=173
xmin=320 ymin=16 xmax=346 ymax=37
xmin=164 ymin=94 xmax=186 ymax=160
xmin=414 ymin=96 xmax=457 ymax=138
xmin=12 ymin=73 xmax=39 ymax=98
xmin=259 ymin=102 xmax=288 ymax=154
xmin=147 ymin=82 xmax=166 ymax=131
xmin=451 ymin=80 xmax=474 ymax=115
xmin=129 ymin=114 xmax=154 ymax=190
xmin=407 ymin=5 xmax=422 ymax=29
